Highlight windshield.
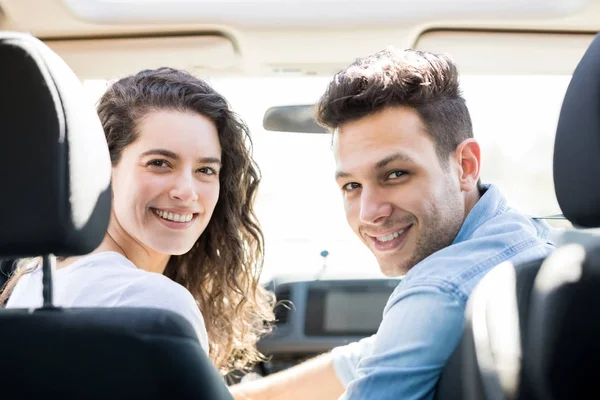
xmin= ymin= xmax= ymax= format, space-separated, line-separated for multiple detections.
xmin=83 ymin=74 xmax=571 ymax=282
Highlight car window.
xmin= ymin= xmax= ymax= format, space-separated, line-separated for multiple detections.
xmin=83 ymin=74 xmax=572 ymax=282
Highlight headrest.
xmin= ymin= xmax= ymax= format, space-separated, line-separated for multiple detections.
xmin=554 ymin=33 xmax=600 ymax=227
xmin=0 ymin=32 xmax=111 ymax=257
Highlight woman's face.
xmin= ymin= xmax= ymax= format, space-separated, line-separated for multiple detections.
xmin=111 ymin=109 xmax=221 ymax=256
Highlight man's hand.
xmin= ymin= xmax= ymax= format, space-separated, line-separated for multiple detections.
xmin=229 ymin=389 xmax=254 ymax=400
xmin=228 ymin=353 xmax=345 ymax=400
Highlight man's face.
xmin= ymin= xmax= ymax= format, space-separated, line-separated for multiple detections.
xmin=333 ymin=106 xmax=466 ymax=276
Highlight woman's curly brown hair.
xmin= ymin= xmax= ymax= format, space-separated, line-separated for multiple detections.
xmin=1 ymin=67 xmax=275 ymax=374
xmin=105 ymin=67 xmax=275 ymax=373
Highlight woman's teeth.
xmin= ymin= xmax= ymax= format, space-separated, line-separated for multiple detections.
xmin=153 ymin=209 xmax=193 ymax=223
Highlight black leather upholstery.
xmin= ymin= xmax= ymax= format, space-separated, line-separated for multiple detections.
xmin=0 ymin=32 xmax=233 ymax=399
xmin=553 ymin=33 xmax=600 ymax=228
xmin=0 ymin=32 xmax=111 ymax=257
xmin=525 ymin=243 xmax=600 ymax=400
xmin=436 ymin=32 xmax=600 ymax=400
xmin=0 ymin=258 xmax=16 ymax=288
xmin=523 ymin=32 xmax=600 ymax=400
xmin=1 ymin=307 xmax=232 ymax=399
xmin=435 ymin=258 xmax=544 ymax=400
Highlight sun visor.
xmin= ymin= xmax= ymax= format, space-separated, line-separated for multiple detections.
xmin=45 ymin=35 xmax=238 ymax=80
xmin=415 ymin=30 xmax=595 ymax=75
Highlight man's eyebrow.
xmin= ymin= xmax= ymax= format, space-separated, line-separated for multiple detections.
xmin=374 ymin=153 xmax=414 ymax=170
xmin=335 ymin=170 xmax=352 ymax=180
xmin=335 ymin=152 xmax=414 ymax=180
xmin=141 ymin=149 xmax=221 ymax=165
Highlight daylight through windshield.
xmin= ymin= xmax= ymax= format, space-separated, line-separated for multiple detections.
xmin=84 ymin=74 xmax=571 ymax=282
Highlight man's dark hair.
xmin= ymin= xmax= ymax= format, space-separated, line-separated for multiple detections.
xmin=316 ymin=47 xmax=473 ymax=165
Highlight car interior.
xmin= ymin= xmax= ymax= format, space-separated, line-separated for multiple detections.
xmin=2 ymin=0 xmax=600 ymax=398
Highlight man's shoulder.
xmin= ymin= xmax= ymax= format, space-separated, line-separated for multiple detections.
xmin=472 ymin=205 xmax=552 ymax=242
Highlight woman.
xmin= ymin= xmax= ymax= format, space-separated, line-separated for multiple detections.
xmin=1 ymin=67 xmax=275 ymax=375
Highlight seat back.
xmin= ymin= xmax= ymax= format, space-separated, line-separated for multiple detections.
xmin=0 ymin=32 xmax=232 ymax=399
xmin=436 ymin=32 xmax=600 ymax=400
xmin=0 ymin=258 xmax=16 ymax=288
xmin=524 ymin=243 xmax=600 ymax=400
xmin=524 ymin=31 xmax=600 ymax=400
xmin=2 ymin=307 xmax=232 ymax=399
xmin=434 ymin=258 xmax=544 ymax=400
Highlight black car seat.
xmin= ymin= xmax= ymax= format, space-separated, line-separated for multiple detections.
xmin=0 ymin=258 xmax=17 ymax=288
xmin=523 ymin=30 xmax=600 ymax=400
xmin=434 ymin=257 xmax=544 ymax=400
xmin=0 ymin=31 xmax=233 ymax=400
xmin=435 ymin=32 xmax=600 ymax=400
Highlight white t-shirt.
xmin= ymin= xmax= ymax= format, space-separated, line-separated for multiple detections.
xmin=5 ymin=251 xmax=209 ymax=353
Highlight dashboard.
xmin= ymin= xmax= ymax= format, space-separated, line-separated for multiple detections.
xmin=256 ymin=277 xmax=401 ymax=375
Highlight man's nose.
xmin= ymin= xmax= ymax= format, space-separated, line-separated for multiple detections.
xmin=169 ymin=171 xmax=199 ymax=203
xmin=359 ymin=186 xmax=393 ymax=224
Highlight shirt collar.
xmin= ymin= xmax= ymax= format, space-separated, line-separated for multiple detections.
xmin=451 ymin=183 xmax=507 ymax=245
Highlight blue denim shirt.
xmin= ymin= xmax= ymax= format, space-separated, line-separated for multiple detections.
xmin=331 ymin=184 xmax=555 ymax=400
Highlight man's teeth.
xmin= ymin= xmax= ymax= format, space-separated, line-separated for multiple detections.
xmin=154 ymin=209 xmax=194 ymax=223
xmin=376 ymin=228 xmax=406 ymax=242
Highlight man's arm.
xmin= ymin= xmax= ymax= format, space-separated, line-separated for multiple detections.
xmin=341 ymin=284 xmax=465 ymax=400
xmin=229 ymin=352 xmax=344 ymax=400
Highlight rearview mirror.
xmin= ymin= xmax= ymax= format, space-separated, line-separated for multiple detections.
xmin=263 ymin=105 xmax=328 ymax=134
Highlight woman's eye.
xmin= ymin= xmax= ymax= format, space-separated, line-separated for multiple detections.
xmin=197 ymin=167 xmax=218 ymax=176
xmin=387 ymin=171 xmax=405 ymax=180
xmin=342 ymin=182 xmax=361 ymax=192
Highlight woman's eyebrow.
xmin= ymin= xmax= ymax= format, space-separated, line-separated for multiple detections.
xmin=140 ymin=149 xmax=178 ymax=159
xmin=140 ymin=150 xmax=221 ymax=166
xmin=198 ymin=157 xmax=222 ymax=166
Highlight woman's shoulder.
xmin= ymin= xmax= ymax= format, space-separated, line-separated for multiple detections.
xmin=120 ymin=271 xmax=209 ymax=351
xmin=64 ymin=251 xmax=192 ymax=304
xmin=58 ymin=251 xmax=137 ymax=272
xmin=129 ymin=270 xmax=194 ymax=300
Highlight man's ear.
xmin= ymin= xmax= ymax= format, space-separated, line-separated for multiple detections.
xmin=454 ymin=139 xmax=481 ymax=192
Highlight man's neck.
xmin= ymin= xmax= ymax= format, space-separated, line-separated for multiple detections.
xmin=463 ymin=187 xmax=483 ymax=216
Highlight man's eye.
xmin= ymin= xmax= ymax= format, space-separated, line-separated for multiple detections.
xmin=387 ymin=171 xmax=406 ymax=180
xmin=147 ymin=159 xmax=169 ymax=168
xmin=343 ymin=182 xmax=361 ymax=192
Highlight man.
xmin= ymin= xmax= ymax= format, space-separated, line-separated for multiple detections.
xmin=231 ymin=48 xmax=555 ymax=399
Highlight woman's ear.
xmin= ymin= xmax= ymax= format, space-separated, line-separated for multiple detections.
xmin=455 ymin=139 xmax=481 ymax=192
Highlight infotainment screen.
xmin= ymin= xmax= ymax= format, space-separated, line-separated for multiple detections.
xmin=304 ymin=286 xmax=395 ymax=337
xmin=323 ymin=291 xmax=391 ymax=334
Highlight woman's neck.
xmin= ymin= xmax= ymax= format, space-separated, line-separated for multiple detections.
xmin=100 ymin=224 xmax=170 ymax=274
xmin=57 ymin=216 xmax=170 ymax=274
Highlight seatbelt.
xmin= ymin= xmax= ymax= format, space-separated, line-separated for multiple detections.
xmin=533 ymin=214 xmax=565 ymax=220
